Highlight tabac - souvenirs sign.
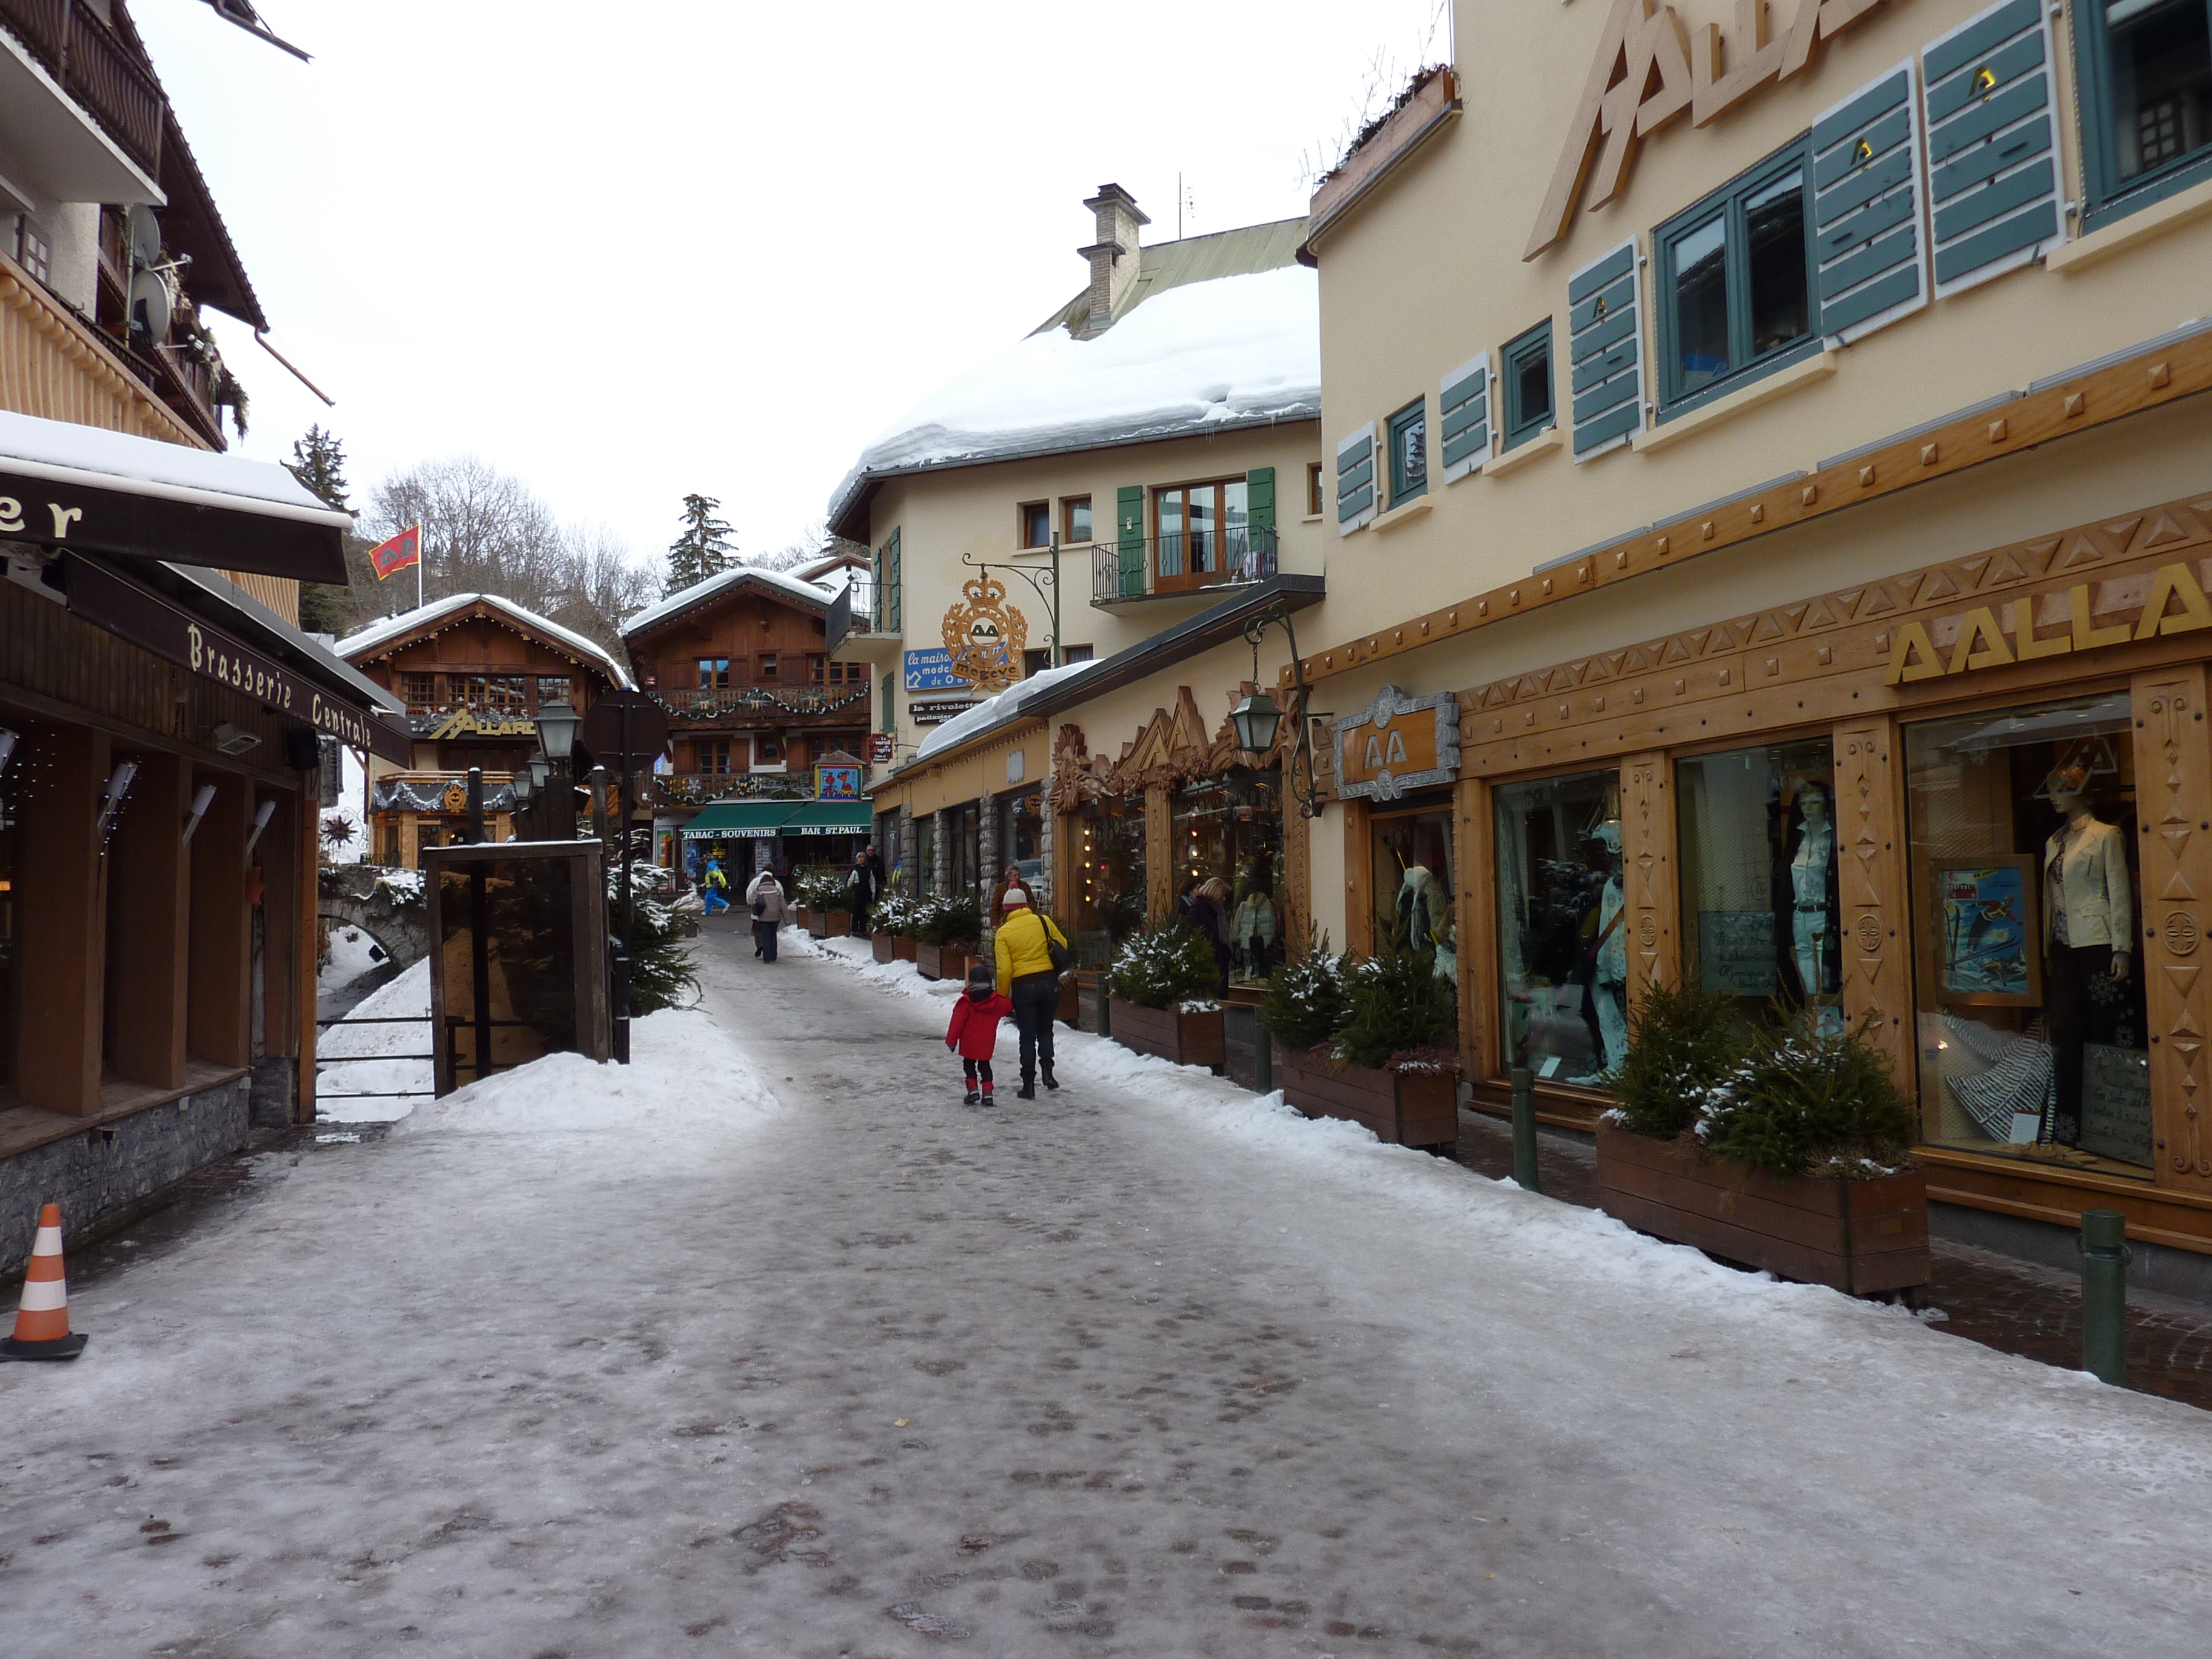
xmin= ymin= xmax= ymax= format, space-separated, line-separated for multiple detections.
xmin=1527 ymin=0 xmax=1893 ymax=258
xmin=1333 ymin=684 xmax=1462 ymax=802
xmin=1885 ymin=560 xmax=2212 ymax=685
xmin=941 ymin=575 xmax=1027 ymax=694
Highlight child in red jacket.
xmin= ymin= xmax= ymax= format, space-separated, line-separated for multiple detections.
xmin=945 ymin=962 xmax=1014 ymax=1105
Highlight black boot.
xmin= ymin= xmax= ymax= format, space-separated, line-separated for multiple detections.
xmin=1016 ymin=1080 xmax=1036 ymax=1101
xmin=963 ymin=1088 xmax=980 ymax=1105
xmin=1041 ymin=1070 xmax=1058 ymax=1091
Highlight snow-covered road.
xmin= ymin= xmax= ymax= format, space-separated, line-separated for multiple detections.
xmin=5 ymin=920 xmax=2212 ymax=1657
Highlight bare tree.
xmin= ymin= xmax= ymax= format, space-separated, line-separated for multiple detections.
xmin=748 ymin=519 xmax=834 ymax=574
xmin=366 ymin=457 xmax=568 ymax=613
xmin=549 ymin=523 xmax=663 ymax=660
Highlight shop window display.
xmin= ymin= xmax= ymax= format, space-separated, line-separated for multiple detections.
xmin=1677 ymin=741 xmax=1838 ymax=1024
xmin=1905 ymin=694 xmax=2150 ymax=1171
xmin=999 ymin=787 xmax=1044 ymax=887
xmin=1495 ymin=768 xmax=1623 ymax=1084
xmin=1071 ymin=794 xmax=1147 ymax=965
xmin=1171 ymin=767 xmax=1285 ymax=985
xmin=1372 ymin=796 xmax=1456 ymax=984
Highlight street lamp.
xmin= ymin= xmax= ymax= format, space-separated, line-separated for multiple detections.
xmin=510 ymin=768 xmax=535 ymax=840
xmin=1229 ymin=686 xmax=1284 ymax=756
xmin=1239 ymin=606 xmax=1325 ymax=820
xmin=536 ymin=700 xmax=581 ymax=839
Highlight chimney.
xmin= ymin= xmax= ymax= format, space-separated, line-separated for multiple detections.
xmin=1076 ymin=183 xmax=1149 ymax=338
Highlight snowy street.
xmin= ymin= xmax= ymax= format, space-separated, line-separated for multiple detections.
xmin=7 ymin=924 xmax=2212 ymax=1657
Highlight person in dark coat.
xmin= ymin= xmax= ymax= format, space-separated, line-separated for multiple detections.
xmin=1187 ymin=876 xmax=1232 ymax=994
xmin=850 ymin=846 xmax=881 ymax=937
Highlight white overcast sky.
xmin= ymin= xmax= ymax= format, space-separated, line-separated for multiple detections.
xmin=130 ymin=0 xmax=1450 ymax=566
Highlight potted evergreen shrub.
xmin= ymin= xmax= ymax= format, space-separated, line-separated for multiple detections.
xmin=914 ymin=895 xmax=982 ymax=983
xmin=797 ymin=870 xmax=849 ymax=938
xmin=1596 ymin=987 xmax=1929 ymax=1295
xmin=870 ymin=891 xmax=911 ymax=964
xmin=1104 ymin=923 xmax=1224 ymax=1068
xmin=1268 ymin=939 xmax=1459 ymax=1151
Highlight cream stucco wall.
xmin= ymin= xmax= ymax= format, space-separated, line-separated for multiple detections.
xmin=1304 ymin=0 xmax=2212 ymax=656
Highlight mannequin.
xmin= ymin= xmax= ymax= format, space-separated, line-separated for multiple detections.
xmin=1592 ymin=820 xmax=1629 ymax=1071
xmin=1233 ymin=884 xmax=1276 ymax=980
xmin=2042 ymin=765 xmax=2133 ymax=1146
xmin=1397 ymin=863 xmax=1454 ymax=984
xmin=1790 ymin=782 xmax=1837 ymax=1005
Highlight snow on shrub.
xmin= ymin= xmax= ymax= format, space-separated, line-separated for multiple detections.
xmin=1105 ymin=923 xmax=1218 ymax=1010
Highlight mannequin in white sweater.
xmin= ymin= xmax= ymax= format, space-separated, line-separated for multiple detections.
xmin=2043 ymin=783 xmax=2133 ymax=1145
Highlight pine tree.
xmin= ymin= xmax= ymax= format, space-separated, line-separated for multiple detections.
xmin=666 ymin=493 xmax=736 ymax=592
xmin=287 ymin=424 xmax=350 ymax=511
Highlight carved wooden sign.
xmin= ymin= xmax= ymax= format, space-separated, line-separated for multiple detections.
xmin=1333 ymin=684 xmax=1462 ymax=802
xmin=1885 ymin=560 xmax=2212 ymax=685
xmin=941 ymin=576 xmax=1027 ymax=694
xmin=1527 ymin=0 xmax=1893 ymax=259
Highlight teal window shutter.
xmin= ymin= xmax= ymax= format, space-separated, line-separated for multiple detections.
xmin=1438 ymin=351 xmax=1493 ymax=483
xmin=1567 ymin=238 xmax=1641 ymax=461
xmin=1920 ymin=0 xmax=2065 ymax=298
xmin=1812 ymin=62 xmax=1928 ymax=343
xmin=880 ymin=672 xmax=894 ymax=732
xmin=1245 ymin=468 xmax=1275 ymax=566
xmin=887 ymin=528 xmax=902 ymax=631
xmin=1116 ymin=485 xmax=1145 ymax=597
xmin=1335 ymin=424 xmax=1376 ymax=534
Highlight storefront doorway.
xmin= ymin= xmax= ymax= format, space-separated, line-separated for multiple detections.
xmin=1172 ymin=766 xmax=1285 ymax=985
xmin=1494 ymin=768 xmax=1623 ymax=1087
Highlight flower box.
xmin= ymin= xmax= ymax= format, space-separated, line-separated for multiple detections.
xmin=1276 ymin=1044 xmax=1458 ymax=1150
xmin=871 ymin=930 xmax=897 ymax=964
xmin=894 ymin=936 xmax=919 ymax=962
xmin=1108 ymin=997 xmax=1224 ymax=1069
xmin=916 ymin=943 xmax=974 ymax=983
xmin=1594 ymin=1121 xmax=1929 ymax=1295
xmin=823 ymin=910 xmax=851 ymax=937
xmin=791 ymin=906 xmax=812 ymax=932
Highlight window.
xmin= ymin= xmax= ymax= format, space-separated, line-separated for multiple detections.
xmin=403 ymin=672 xmax=438 ymax=709
xmin=696 ymin=657 xmax=731 ymax=691
xmin=1153 ymin=478 xmax=1250 ymax=591
xmin=1307 ymin=462 xmax=1326 ymax=517
xmin=1063 ymin=496 xmax=1093 ymax=544
xmin=697 ymin=739 xmax=734 ymax=776
xmin=758 ymin=736 xmax=782 ymax=763
xmin=759 ymin=654 xmax=779 ymax=681
xmin=1656 ymin=140 xmax=1815 ymax=408
xmin=2076 ymin=0 xmax=2212 ymax=223
xmin=535 ymin=675 xmax=570 ymax=706
xmin=485 ymin=676 xmax=529 ymax=714
xmin=449 ymin=674 xmax=488 ymax=706
xmin=1372 ymin=796 xmax=1453 ymax=973
xmin=1494 ymin=767 xmax=1623 ymax=1085
xmin=1062 ymin=643 xmax=1094 ymax=664
xmin=808 ymin=653 xmax=826 ymax=684
xmin=1387 ymin=398 xmax=1429 ymax=505
xmin=1501 ymin=323 xmax=1554 ymax=449
xmin=1019 ymin=501 xmax=1051 ymax=549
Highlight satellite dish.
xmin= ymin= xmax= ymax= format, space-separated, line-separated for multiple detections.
xmin=129 ymin=205 xmax=161 ymax=266
xmin=130 ymin=267 xmax=173 ymax=343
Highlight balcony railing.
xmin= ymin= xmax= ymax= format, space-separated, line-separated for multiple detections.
xmin=826 ymin=576 xmax=885 ymax=653
xmin=1091 ymin=526 xmax=1279 ymax=606
xmin=652 ymin=685 xmax=870 ymax=720
xmin=0 ymin=0 xmax=166 ymax=177
xmin=654 ymin=771 xmax=814 ymax=808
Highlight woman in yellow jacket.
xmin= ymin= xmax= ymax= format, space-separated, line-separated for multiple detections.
xmin=993 ymin=890 xmax=1069 ymax=1099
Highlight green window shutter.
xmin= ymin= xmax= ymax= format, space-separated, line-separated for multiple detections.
xmin=887 ymin=528 xmax=902 ymax=631
xmin=1116 ymin=484 xmax=1145 ymax=597
xmin=1335 ymin=424 xmax=1376 ymax=534
xmin=880 ymin=672 xmax=894 ymax=733
xmin=1245 ymin=467 xmax=1275 ymax=567
xmin=1920 ymin=0 xmax=2063 ymax=297
xmin=1812 ymin=62 xmax=1927 ymax=341
xmin=1567 ymin=238 xmax=1641 ymax=460
xmin=1438 ymin=351 xmax=1492 ymax=481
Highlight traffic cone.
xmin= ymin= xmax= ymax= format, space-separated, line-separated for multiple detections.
xmin=1 ymin=1204 xmax=88 ymax=1361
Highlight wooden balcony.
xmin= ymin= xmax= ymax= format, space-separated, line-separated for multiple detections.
xmin=0 ymin=248 xmax=201 ymax=446
xmin=0 ymin=0 xmax=166 ymax=178
xmin=654 ymin=771 xmax=813 ymax=809
xmin=652 ymin=684 xmax=870 ymax=722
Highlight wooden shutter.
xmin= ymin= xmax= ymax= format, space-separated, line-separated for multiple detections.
xmin=1812 ymin=62 xmax=1928 ymax=344
xmin=1920 ymin=0 xmax=2064 ymax=298
xmin=1335 ymin=423 xmax=1376 ymax=535
xmin=886 ymin=528 xmax=902 ymax=631
xmin=1115 ymin=484 xmax=1145 ymax=597
xmin=1567 ymin=239 xmax=1641 ymax=461
xmin=1438 ymin=352 xmax=1493 ymax=483
xmin=1245 ymin=468 xmax=1276 ymax=567
xmin=880 ymin=672 xmax=894 ymax=732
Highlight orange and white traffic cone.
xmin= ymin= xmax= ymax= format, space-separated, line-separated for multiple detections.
xmin=1 ymin=1204 xmax=88 ymax=1361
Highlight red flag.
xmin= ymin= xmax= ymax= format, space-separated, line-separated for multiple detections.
xmin=368 ymin=525 xmax=421 ymax=580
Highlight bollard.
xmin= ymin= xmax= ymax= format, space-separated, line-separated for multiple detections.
xmin=2080 ymin=1208 xmax=2131 ymax=1386
xmin=1510 ymin=1065 xmax=1540 ymax=1194
xmin=1255 ymin=1022 xmax=1274 ymax=1094
xmin=1096 ymin=982 xmax=1111 ymax=1041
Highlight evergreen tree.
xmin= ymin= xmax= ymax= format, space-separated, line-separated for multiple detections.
xmin=666 ymin=493 xmax=736 ymax=592
xmin=287 ymin=424 xmax=351 ymax=511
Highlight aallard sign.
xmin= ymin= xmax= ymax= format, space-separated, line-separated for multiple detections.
xmin=1334 ymin=684 xmax=1463 ymax=803
xmin=1885 ymin=560 xmax=2212 ymax=685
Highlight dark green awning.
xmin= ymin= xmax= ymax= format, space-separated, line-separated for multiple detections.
xmin=777 ymin=802 xmax=873 ymax=834
xmin=679 ymin=802 xmax=796 ymax=839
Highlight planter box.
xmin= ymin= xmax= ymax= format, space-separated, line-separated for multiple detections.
xmin=1276 ymin=1045 xmax=1459 ymax=1150
xmin=804 ymin=910 xmax=828 ymax=939
xmin=792 ymin=906 xmax=812 ymax=932
xmin=894 ymin=935 xmax=919 ymax=962
xmin=806 ymin=909 xmax=850 ymax=939
xmin=1595 ymin=1121 xmax=1929 ymax=1295
xmin=1108 ymin=997 xmax=1224 ymax=1070
xmin=916 ymin=943 xmax=975 ymax=983
xmin=1057 ymin=974 xmax=1080 ymax=1028
xmin=871 ymin=930 xmax=897 ymax=964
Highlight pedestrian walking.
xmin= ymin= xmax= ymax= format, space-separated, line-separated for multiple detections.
xmin=745 ymin=865 xmax=786 ymax=962
xmin=701 ymin=853 xmax=732 ymax=916
xmin=944 ymin=962 xmax=1013 ymax=1105
xmin=1188 ymin=876 xmax=1233 ymax=994
xmin=990 ymin=863 xmax=1031 ymax=928
xmin=993 ymin=888 xmax=1070 ymax=1099
xmin=850 ymin=845 xmax=881 ymax=937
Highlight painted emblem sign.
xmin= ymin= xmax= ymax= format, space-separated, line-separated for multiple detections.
xmin=1333 ymin=684 xmax=1462 ymax=803
xmin=941 ymin=575 xmax=1027 ymax=694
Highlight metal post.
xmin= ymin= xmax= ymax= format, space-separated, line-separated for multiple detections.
xmin=1050 ymin=531 xmax=1063 ymax=669
xmin=1255 ymin=1021 xmax=1273 ymax=1094
xmin=1096 ymin=979 xmax=1111 ymax=1040
xmin=2080 ymin=1208 xmax=2130 ymax=1386
xmin=464 ymin=766 xmax=484 ymax=845
xmin=1510 ymin=1066 xmax=1540 ymax=1193
xmin=612 ymin=710 xmax=634 ymax=1067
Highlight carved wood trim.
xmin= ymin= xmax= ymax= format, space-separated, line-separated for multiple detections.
xmin=1289 ymin=335 xmax=2212 ymax=689
xmin=1456 ymin=776 xmax=1498 ymax=1084
xmin=2134 ymin=665 xmax=2212 ymax=1193
xmin=1832 ymin=716 xmax=1914 ymax=1085
xmin=1344 ymin=798 xmax=1375 ymax=957
xmin=1282 ymin=782 xmax=1312 ymax=951
xmin=1144 ymin=784 xmax=1172 ymax=924
xmin=1619 ymin=751 xmax=1677 ymax=1007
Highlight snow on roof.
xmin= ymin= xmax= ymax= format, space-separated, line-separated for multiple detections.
xmin=622 ymin=563 xmax=834 ymax=639
xmin=911 ymin=658 xmax=1108 ymax=766
xmin=828 ymin=266 xmax=1319 ymax=529
xmin=0 ymin=407 xmax=351 ymax=526
xmin=336 ymin=593 xmax=635 ymax=689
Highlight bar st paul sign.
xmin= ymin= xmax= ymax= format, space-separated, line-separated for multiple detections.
xmin=1334 ymin=684 xmax=1462 ymax=802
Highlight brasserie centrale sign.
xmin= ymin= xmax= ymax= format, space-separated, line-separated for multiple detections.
xmin=1884 ymin=561 xmax=2212 ymax=686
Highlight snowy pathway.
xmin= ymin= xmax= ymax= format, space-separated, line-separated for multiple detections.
xmin=5 ymin=921 xmax=2212 ymax=1657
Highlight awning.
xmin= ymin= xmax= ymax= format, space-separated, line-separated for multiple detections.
xmin=0 ymin=408 xmax=350 ymax=584
xmin=679 ymin=800 xmax=875 ymax=840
